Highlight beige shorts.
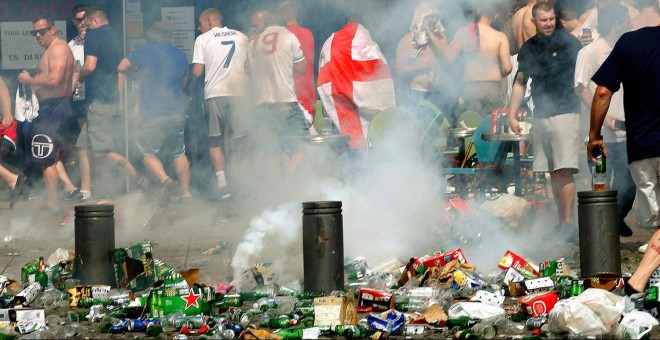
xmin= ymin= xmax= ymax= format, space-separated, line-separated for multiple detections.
xmin=532 ymin=113 xmax=580 ymax=173
xmin=629 ymin=157 xmax=660 ymax=228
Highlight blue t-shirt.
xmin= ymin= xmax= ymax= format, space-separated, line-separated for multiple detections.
xmin=84 ymin=25 xmax=122 ymax=103
xmin=518 ymin=29 xmax=582 ymax=117
xmin=592 ymin=26 xmax=660 ymax=164
xmin=127 ymin=43 xmax=189 ymax=118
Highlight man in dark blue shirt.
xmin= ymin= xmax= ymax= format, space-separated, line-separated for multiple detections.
xmin=118 ymin=21 xmax=191 ymax=206
xmin=588 ymin=26 xmax=660 ymax=296
xmin=508 ymin=2 xmax=583 ymax=236
xmin=77 ymin=7 xmax=143 ymax=198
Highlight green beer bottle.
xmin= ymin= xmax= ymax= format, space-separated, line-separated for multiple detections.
xmin=274 ymin=328 xmax=304 ymax=340
xmin=35 ymin=257 xmax=48 ymax=291
xmin=269 ymin=316 xmax=297 ymax=328
xmin=644 ymin=286 xmax=659 ymax=310
xmin=240 ymin=291 xmax=270 ymax=302
xmin=446 ymin=316 xmax=479 ymax=329
xmin=344 ymin=324 xmax=372 ymax=339
xmin=145 ymin=324 xmax=163 ymax=337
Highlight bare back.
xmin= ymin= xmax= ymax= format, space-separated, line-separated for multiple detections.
xmin=34 ymin=37 xmax=76 ymax=100
xmin=458 ymin=24 xmax=512 ymax=81
xmin=511 ymin=3 xmax=536 ymax=52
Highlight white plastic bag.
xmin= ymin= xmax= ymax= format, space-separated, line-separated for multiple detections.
xmin=612 ymin=310 xmax=659 ymax=339
xmin=448 ymin=301 xmax=505 ymax=320
xmin=548 ymin=288 xmax=625 ymax=337
xmin=14 ymin=86 xmax=39 ymax=122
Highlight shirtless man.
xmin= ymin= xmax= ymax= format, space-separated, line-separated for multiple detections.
xmin=511 ymin=0 xmax=541 ymax=53
xmin=395 ymin=2 xmax=447 ymax=111
xmin=445 ymin=3 xmax=512 ymax=114
xmin=630 ymin=0 xmax=660 ymax=30
xmin=18 ymin=15 xmax=80 ymax=212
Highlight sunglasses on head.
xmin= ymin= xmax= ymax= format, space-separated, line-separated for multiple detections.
xmin=30 ymin=26 xmax=53 ymax=36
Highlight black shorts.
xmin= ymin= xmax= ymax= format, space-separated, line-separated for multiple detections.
xmin=30 ymin=97 xmax=71 ymax=165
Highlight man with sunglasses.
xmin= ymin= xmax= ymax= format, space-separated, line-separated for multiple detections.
xmin=17 ymin=15 xmax=80 ymax=213
xmin=67 ymin=3 xmax=92 ymax=202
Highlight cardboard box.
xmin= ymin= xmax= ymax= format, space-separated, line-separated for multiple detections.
xmin=356 ymin=288 xmax=395 ymax=313
xmin=314 ymin=296 xmax=347 ymax=326
xmin=498 ymin=250 xmax=539 ymax=278
xmin=412 ymin=249 xmax=467 ymax=276
xmin=67 ymin=285 xmax=111 ymax=307
xmin=524 ymin=277 xmax=554 ymax=293
xmin=518 ymin=291 xmax=558 ymax=317
xmin=113 ymin=241 xmax=160 ymax=291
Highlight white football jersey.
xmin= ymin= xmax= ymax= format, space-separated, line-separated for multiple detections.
xmin=192 ymin=26 xmax=248 ymax=98
xmin=247 ymin=26 xmax=304 ymax=104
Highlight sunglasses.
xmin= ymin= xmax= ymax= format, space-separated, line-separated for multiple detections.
xmin=30 ymin=26 xmax=53 ymax=36
xmin=73 ymin=17 xmax=84 ymax=23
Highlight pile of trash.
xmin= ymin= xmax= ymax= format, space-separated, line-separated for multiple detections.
xmin=0 ymin=242 xmax=658 ymax=339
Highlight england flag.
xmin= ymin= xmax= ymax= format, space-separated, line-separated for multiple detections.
xmin=317 ymin=22 xmax=396 ymax=148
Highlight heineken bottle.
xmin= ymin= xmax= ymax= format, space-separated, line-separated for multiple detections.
xmin=268 ymin=316 xmax=297 ymax=328
xmin=35 ymin=257 xmax=48 ymax=291
xmin=446 ymin=316 xmax=479 ymax=329
xmin=344 ymin=324 xmax=372 ymax=339
xmin=274 ymin=328 xmax=304 ymax=340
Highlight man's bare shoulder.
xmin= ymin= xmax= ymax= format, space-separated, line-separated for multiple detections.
xmin=48 ymin=38 xmax=73 ymax=56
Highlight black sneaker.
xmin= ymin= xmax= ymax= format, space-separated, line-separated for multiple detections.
xmin=620 ymin=222 xmax=633 ymax=237
xmin=63 ymin=188 xmax=83 ymax=203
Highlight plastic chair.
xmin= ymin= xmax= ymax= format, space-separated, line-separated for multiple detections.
xmin=365 ymin=107 xmax=418 ymax=161
xmin=416 ymin=100 xmax=450 ymax=164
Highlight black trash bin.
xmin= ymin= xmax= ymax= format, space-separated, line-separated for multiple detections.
xmin=302 ymin=201 xmax=344 ymax=293
xmin=577 ymin=190 xmax=621 ymax=277
xmin=74 ymin=204 xmax=116 ymax=286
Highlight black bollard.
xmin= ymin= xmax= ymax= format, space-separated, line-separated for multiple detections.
xmin=577 ymin=190 xmax=621 ymax=277
xmin=74 ymin=204 xmax=116 ymax=286
xmin=302 ymin=201 xmax=344 ymax=292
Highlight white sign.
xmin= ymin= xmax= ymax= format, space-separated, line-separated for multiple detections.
xmin=125 ymin=0 xmax=142 ymax=19
xmin=1 ymin=21 xmax=66 ymax=70
xmin=161 ymin=7 xmax=194 ymax=31
xmin=172 ymin=30 xmax=194 ymax=62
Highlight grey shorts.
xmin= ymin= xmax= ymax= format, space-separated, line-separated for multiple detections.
xmin=205 ymin=96 xmax=249 ymax=139
xmin=76 ymin=101 xmax=124 ymax=155
xmin=532 ymin=113 xmax=580 ymax=173
xmin=254 ymin=102 xmax=309 ymax=152
xmin=629 ymin=157 xmax=660 ymax=228
xmin=135 ymin=115 xmax=186 ymax=158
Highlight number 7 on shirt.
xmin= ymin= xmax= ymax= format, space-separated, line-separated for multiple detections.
xmin=221 ymin=40 xmax=235 ymax=68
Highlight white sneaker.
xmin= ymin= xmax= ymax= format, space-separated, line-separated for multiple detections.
xmin=638 ymin=243 xmax=648 ymax=254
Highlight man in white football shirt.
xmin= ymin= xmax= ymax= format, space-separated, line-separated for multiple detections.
xmin=192 ymin=8 xmax=248 ymax=200
xmin=247 ymin=11 xmax=307 ymax=176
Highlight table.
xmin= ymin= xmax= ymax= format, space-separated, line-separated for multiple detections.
xmin=481 ymin=133 xmax=531 ymax=196
xmin=446 ymin=128 xmax=475 ymax=167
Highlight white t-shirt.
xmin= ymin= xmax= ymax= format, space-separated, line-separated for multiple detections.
xmin=68 ymin=35 xmax=85 ymax=101
xmin=247 ymin=25 xmax=304 ymax=104
xmin=192 ymin=26 xmax=248 ymax=99
xmin=574 ymin=37 xmax=626 ymax=143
